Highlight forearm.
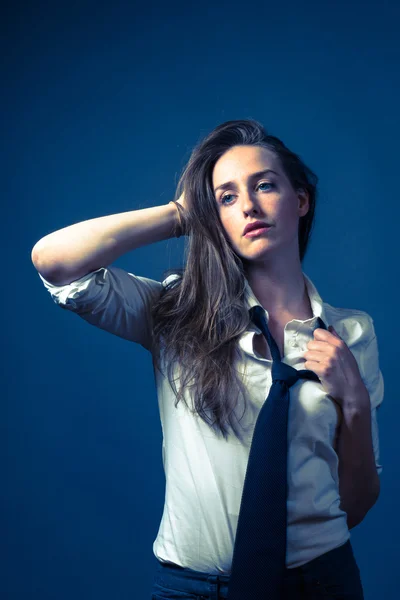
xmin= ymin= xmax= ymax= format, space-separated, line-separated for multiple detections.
xmin=31 ymin=203 xmax=179 ymax=285
xmin=337 ymin=386 xmax=380 ymax=528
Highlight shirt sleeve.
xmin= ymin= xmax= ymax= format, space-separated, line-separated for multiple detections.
xmin=37 ymin=266 xmax=167 ymax=353
xmin=360 ymin=317 xmax=384 ymax=475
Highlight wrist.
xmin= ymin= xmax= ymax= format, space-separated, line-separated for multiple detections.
xmin=169 ymin=201 xmax=185 ymax=237
xmin=342 ymin=383 xmax=370 ymax=414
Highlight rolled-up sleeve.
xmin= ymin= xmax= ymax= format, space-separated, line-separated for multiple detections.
xmin=360 ymin=318 xmax=384 ymax=475
xmin=37 ymin=266 xmax=165 ymax=353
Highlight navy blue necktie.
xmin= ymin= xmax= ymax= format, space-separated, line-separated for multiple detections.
xmin=227 ymin=305 xmax=328 ymax=599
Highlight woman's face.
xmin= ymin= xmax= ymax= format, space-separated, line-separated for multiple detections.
xmin=212 ymin=145 xmax=309 ymax=262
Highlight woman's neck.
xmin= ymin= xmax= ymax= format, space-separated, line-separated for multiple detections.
xmin=246 ymin=265 xmax=313 ymax=321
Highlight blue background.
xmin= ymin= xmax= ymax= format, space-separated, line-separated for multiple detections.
xmin=4 ymin=0 xmax=399 ymax=598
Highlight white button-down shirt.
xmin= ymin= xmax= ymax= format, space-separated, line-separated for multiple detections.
xmin=37 ymin=266 xmax=384 ymax=572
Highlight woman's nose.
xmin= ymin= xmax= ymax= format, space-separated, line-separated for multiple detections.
xmin=241 ymin=189 xmax=260 ymax=212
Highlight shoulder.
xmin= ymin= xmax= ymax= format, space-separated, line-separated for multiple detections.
xmin=323 ymin=302 xmax=375 ymax=347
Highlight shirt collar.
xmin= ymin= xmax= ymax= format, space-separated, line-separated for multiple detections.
xmin=244 ymin=272 xmax=329 ymax=330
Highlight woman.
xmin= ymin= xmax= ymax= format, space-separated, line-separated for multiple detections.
xmin=32 ymin=119 xmax=383 ymax=599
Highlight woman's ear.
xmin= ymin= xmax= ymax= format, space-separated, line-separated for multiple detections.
xmin=297 ymin=188 xmax=309 ymax=216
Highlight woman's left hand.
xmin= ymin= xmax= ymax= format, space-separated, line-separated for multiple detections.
xmin=303 ymin=325 xmax=368 ymax=408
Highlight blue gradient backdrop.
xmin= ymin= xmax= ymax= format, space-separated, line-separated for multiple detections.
xmin=3 ymin=1 xmax=399 ymax=598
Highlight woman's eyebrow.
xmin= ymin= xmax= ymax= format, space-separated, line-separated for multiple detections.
xmin=214 ymin=169 xmax=279 ymax=193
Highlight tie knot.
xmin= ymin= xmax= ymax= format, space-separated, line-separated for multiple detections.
xmin=272 ymin=361 xmax=301 ymax=387
xmin=272 ymin=361 xmax=321 ymax=387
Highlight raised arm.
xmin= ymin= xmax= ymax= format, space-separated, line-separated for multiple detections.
xmin=31 ymin=200 xmax=184 ymax=285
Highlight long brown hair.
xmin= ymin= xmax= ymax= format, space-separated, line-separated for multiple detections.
xmin=150 ymin=119 xmax=319 ymax=442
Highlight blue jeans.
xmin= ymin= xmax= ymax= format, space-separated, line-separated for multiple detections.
xmin=151 ymin=539 xmax=364 ymax=599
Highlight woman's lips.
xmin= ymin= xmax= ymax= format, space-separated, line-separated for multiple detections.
xmin=244 ymin=226 xmax=272 ymax=238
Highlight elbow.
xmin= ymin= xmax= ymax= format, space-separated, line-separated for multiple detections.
xmin=31 ymin=242 xmax=42 ymax=270
xmin=31 ymin=238 xmax=51 ymax=271
xmin=31 ymin=240 xmax=65 ymax=283
xmin=373 ymin=477 xmax=381 ymax=501
xmin=343 ymin=488 xmax=380 ymax=530
xmin=368 ymin=472 xmax=381 ymax=506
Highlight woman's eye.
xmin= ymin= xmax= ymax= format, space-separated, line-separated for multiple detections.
xmin=220 ymin=182 xmax=273 ymax=205
xmin=220 ymin=194 xmax=234 ymax=205
xmin=258 ymin=182 xmax=273 ymax=191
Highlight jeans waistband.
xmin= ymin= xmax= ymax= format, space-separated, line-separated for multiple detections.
xmin=153 ymin=540 xmax=354 ymax=599
xmin=154 ymin=559 xmax=231 ymax=599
